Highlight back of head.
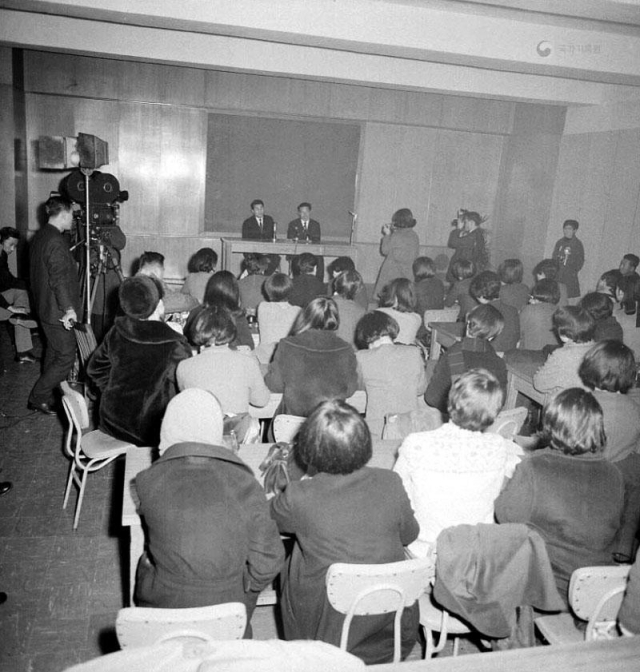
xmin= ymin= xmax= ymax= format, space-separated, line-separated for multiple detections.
xmin=552 ymin=305 xmax=595 ymax=343
xmin=447 ymin=369 xmax=504 ymax=432
xmin=580 ymin=291 xmax=613 ymax=322
xmin=470 ymin=271 xmax=501 ymax=302
xmin=413 ymin=256 xmax=436 ymax=281
xmin=531 ymin=279 xmax=560 ymax=305
xmin=328 ymin=256 xmax=356 ymax=277
xmin=186 ymin=304 xmax=237 ymax=348
xmin=264 ymin=272 xmax=293 ymax=302
xmin=391 ymin=208 xmax=416 ymax=229
xmin=466 ymin=304 xmax=504 ymax=341
xmin=498 ymin=259 xmax=523 ymax=285
xmin=159 ymin=389 xmax=224 ymax=455
xmin=533 ymin=258 xmax=559 ymax=281
xmin=598 ymin=270 xmax=619 ymax=296
xmin=243 ymin=253 xmax=268 ymax=276
xmin=45 ymin=195 xmax=72 ymax=219
xmin=579 ymin=340 xmax=636 ymax=393
xmin=333 ymin=270 xmax=363 ymax=300
xmin=138 ymin=251 xmax=165 ymax=276
xmin=354 ymin=311 xmax=399 ymax=349
xmin=204 ymin=270 xmax=241 ymax=312
xmin=451 ymin=259 xmax=476 ymax=281
xmin=0 ymin=226 xmax=20 ymax=243
xmin=296 ymin=399 xmax=372 ymax=475
xmin=298 ymin=252 xmax=318 ymax=275
xmin=119 ymin=275 xmax=162 ymax=320
xmin=541 ymin=388 xmax=605 ymax=456
xmin=378 ymin=278 xmax=416 ymax=312
xmin=291 ymin=296 xmax=339 ymax=335
xmin=188 ymin=247 xmax=217 ymax=274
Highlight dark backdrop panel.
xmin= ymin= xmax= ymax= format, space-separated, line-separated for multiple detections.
xmin=205 ymin=114 xmax=360 ymax=238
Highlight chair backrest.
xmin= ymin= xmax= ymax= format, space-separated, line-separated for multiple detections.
xmin=60 ymin=380 xmax=90 ymax=431
xmin=273 ymin=415 xmax=306 ymax=443
xmin=569 ymin=565 xmax=631 ymax=639
xmin=486 ymin=406 xmax=528 ymax=440
xmin=423 ymin=307 xmax=460 ymax=331
xmin=115 ymin=602 xmax=247 ymax=648
xmin=73 ymin=323 xmax=98 ymax=367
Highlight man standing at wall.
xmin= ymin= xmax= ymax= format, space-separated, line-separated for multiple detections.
xmin=28 ymin=196 xmax=81 ymax=415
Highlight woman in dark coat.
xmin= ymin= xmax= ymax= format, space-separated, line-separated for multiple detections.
xmin=270 ymin=400 xmax=420 ymax=664
xmin=446 ymin=210 xmax=489 ymax=284
xmin=495 ymin=388 xmax=626 ymax=603
xmin=264 ymin=297 xmax=358 ymax=416
xmin=134 ymin=390 xmax=284 ymax=631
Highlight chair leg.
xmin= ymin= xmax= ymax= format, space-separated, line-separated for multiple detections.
xmin=62 ymin=463 xmax=75 ymax=509
xmin=452 ymin=636 xmax=460 ymax=656
xmin=74 ymin=468 xmax=89 ymax=530
xmin=423 ymin=626 xmax=435 ymax=659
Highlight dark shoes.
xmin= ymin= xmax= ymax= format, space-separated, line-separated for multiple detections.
xmin=16 ymin=351 xmax=39 ymax=364
xmin=9 ymin=314 xmax=38 ymax=329
xmin=0 ymin=482 xmax=12 ymax=496
xmin=27 ymin=401 xmax=57 ymax=416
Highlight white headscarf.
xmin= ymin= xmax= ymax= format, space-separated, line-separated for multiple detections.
xmin=158 ymin=389 xmax=224 ymax=455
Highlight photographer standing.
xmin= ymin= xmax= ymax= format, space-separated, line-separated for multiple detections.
xmin=28 ymin=196 xmax=81 ymax=415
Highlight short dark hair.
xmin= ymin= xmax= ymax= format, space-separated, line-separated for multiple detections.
xmin=333 ymin=270 xmax=363 ymax=300
xmin=470 ymin=271 xmax=501 ymax=302
xmin=413 ymin=256 xmax=436 ymax=281
xmin=139 ymin=251 xmax=165 ymax=270
xmin=378 ymin=278 xmax=416 ymax=313
xmin=295 ymin=399 xmax=372 ymax=475
xmin=45 ymin=195 xmax=72 ymax=218
xmin=204 ymin=270 xmax=242 ymax=313
xmin=298 ymin=253 xmax=318 ymax=274
xmin=355 ymin=311 xmax=399 ymax=349
xmin=187 ymin=304 xmax=237 ymax=347
xmin=531 ymin=279 xmax=560 ymax=305
xmin=447 ymin=369 xmax=504 ymax=432
xmin=466 ymin=304 xmax=504 ymax=340
xmin=579 ymin=340 xmax=636 ymax=394
xmin=297 ymin=202 xmax=311 ymax=211
xmin=328 ymin=257 xmax=356 ymax=277
xmin=187 ymin=247 xmax=217 ymax=274
xmin=291 ymin=296 xmax=339 ymax=335
xmin=119 ymin=275 xmax=161 ymax=320
xmin=242 ymin=254 xmax=269 ymax=276
xmin=0 ymin=227 xmax=20 ymax=243
xmin=563 ymin=219 xmax=579 ymax=231
xmin=498 ymin=259 xmax=523 ymax=284
xmin=391 ymin=208 xmax=416 ymax=229
xmin=533 ymin=259 xmax=559 ymax=281
xmin=580 ymin=292 xmax=613 ymax=322
xmin=451 ymin=259 xmax=476 ymax=281
xmin=541 ymin=388 xmax=605 ymax=456
xmin=552 ymin=306 xmax=595 ymax=343
xmin=250 ymin=199 xmax=264 ymax=209
xmin=263 ymin=272 xmax=293 ymax=302
xmin=623 ymin=253 xmax=639 ymax=270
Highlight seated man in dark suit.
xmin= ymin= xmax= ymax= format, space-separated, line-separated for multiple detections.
xmin=289 ymin=253 xmax=326 ymax=308
xmin=287 ymin=202 xmax=323 ymax=279
xmin=242 ymin=199 xmax=275 ymax=240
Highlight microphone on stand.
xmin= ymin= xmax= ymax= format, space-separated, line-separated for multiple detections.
xmin=348 ymin=211 xmax=357 ymax=245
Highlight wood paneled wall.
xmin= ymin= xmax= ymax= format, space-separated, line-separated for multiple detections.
xmin=14 ymin=49 xmax=566 ymax=281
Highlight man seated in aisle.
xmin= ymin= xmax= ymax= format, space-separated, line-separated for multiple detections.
xmin=470 ymin=270 xmax=520 ymax=352
xmin=608 ymin=253 xmax=640 ymax=285
xmin=242 ymin=198 xmax=275 ymax=240
xmin=136 ymin=251 xmax=198 ymax=316
xmin=0 ymin=227 xmax=38 ymax=363
xmin=87 ymin=275 xmax=192 ymax=447
xmin=289 ymin=253 xmax=326 ymax=308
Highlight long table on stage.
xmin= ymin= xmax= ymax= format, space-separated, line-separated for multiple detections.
xmin=220 ymin=237 xmax=358 ymax=271
xmin=121 ymin=438 xmax=401 ymax=605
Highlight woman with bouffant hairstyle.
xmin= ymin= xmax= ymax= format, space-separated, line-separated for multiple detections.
xmin=496 ymin=388 xmax=626 ymax=602
xmin=271 ymin=399 xmax=419 ymax=664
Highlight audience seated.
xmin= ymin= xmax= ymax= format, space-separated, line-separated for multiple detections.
xmin=355 ymin=311 xmax=427 ymax=438
xmin=238 ymin=254 xmax=269 ymax=313
xmin=533 ymin=306 xmax=595 ymax=394
xmin=394 ymin=369 xmax=522 ymax=557
xmin=270 ymin=399 xmax=419 ymax=664
xmin=87 ymin=276 xmax=192 ymax=447
xmin=470 ymin=271 xmax=520 ymax=352
xmin=180 ymin=247 xmax=217 ymax=304
xmin=533 ymin=258 xmax=569 ymax=306
xmin=580 ymin=291 xmax=623 ymax=342
xmin=264 ymin=297 xmax=358 ymax=416
xmin=596 ymin=269 xmax=620 ymax=302
xmin=498 ymin=258 xmax=530 ymax=311
xmin=331 ymin=270 xmax=366 ymax=348
xmin=495 ymin=388 xmax=626 ymax=604
xmin=425 ymin=304 xmax=507 ymax=414
xmin=375 ymin=278 xmax=422 ymax=345
xmin=255 ymin=272 xmax=301 ymax=367
xmin=328 ymin=256 xmax=369 ymax=311
xmin=518 ymin=279 xmax=560 ymax=351
xmin=137 ymin=251 xmax=198 ymax=315
xmin=289 ymin=253 xmax=326 ymax=308
xmin=615 ymin=274 xmax=640 ymax=357
xmin=413 ymin=256 xmax=445 ymax=315
xmin=135 ymin=389 xmax=283 ymax=630
xmin=444 ymin=259 xmax=477 ymax=320
xmin=177 ymin=305 xmax=270 ymax=414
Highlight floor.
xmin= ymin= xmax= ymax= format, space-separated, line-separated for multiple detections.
xmin=0 ymin=326 xmax=480 ymax=671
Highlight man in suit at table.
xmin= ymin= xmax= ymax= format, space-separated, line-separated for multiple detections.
xmin=242 ymin=199 xmax=275 ymax=240
xmin=287 ymin=202 xmax=323 ymax=279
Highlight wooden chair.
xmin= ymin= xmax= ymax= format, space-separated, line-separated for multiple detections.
xmin=535 ymin=565 xmax=631 ymax=645
xmin=486 ymin=406 xmax=528 ymax=441
xmin=326 ymin=556 xmax=434 ymax=663
xmin=115 ymin=602 xmax=247 ymax=648
xmin=272 ymin=414 xmax=305 ymax=443
xmin=61 ymin=381 xmax=133 ymax=529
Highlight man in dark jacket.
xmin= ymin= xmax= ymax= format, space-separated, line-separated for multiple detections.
xmin=28 ymin=197 xmax=81 ymax=414
xmin=87 ymin=275 xmax=192 ymax=447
